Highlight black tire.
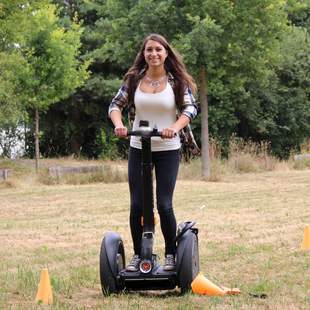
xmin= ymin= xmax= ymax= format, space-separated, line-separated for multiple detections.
xmin=99 ymin=232 xmax=125 ymax=295
xmin=176 ymin=230 xmax=199 ymax=294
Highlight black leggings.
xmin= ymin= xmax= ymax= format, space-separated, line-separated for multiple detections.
xmin=128 ymin=147 xmax=180 ymax=256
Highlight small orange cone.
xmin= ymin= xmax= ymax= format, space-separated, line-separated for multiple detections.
xmin=191 ymin=273 xmax=225 ymax=296
xmin=141 ymin=215 xmax=158 ymax=226
xmin=35 ymin=268 xmax=53 ymax=304
xmin=301 ymin=225 xmax=310 ymax=250
xmin=191 ymin=273 xmax=240 ymax=296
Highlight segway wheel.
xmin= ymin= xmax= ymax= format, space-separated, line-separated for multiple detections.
xmin=177 ymin=230 xmax=199 ymax=294
xmin=99 ymin=232 xmax=125 ymax=295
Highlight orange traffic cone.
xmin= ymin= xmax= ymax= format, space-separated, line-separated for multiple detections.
xmin=191 ymin=273 xmax=225 ymax=296
xmin=141 ymin=215 xmax=158 ymax=226
xmin=35 ymin=268 xmax=53 ymax=304
xmin=301 ymin=224 xmax=310 ymax=250
xmin=191 ymin=273 xmax=240 ymax=296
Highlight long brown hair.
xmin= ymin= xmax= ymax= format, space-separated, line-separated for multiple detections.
xmin=124 ymin=34 xmax=197 ymax=110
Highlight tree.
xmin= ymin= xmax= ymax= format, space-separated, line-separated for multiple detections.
xmin=1 ymin=1 xmax=89 ymax=169
xmin=170 ymin=0 xmax=288 ymax=177
xmin=287 ymin=0 xmax=310 ymax=32
xmin=31 ymin=0 xmax=308 ymax=167
xmin=35 ymin=0 xmax=125 ymax=158
xmin=174 ymin=11 xmax=224 ymax=178
xmin=255 ymin=26 xmax=310 ymax=158
xmin=98 ymin=0 xmax=288 ymax=177
xmin=0 ymin=53 xmax=25 ymax=126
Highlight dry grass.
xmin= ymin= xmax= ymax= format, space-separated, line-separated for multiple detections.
xmin=227 ymin=137 xmax=280 ymax=173
xmin=179 ymin=138 xmax=287 ymax=182
xmin=1 ymin=136 xmax=309 ymax=186
xmin=38 ymin=165 xmax=127 ymax=186
xmin=0 ymin=158 xmax=128 ymax=187
xmin=0 ymin=168 xmax=309 ymax=309
xmin=300 ymin=139 xmax=310 ymax=154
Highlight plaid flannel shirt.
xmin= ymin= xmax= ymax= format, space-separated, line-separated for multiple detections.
xmin=108 ymin=71 xmax=200 ymax=158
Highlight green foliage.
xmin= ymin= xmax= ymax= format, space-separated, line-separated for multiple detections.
xmin=81 ymin=0 xmax=309 ymax=159
xmin=1 ymin=0 xmax=309 ymax=160
xmin=178 ymin=0 xmax=288 ymax=141
xmin=34 ymin=0 xmax=125 ymax=157
xmin=273 ymin=27 xmax=310 ymax=156
xmin=99 ymin=128 xmax=120 ymax=160
xmin=0 ymin=1 xmax=90 ymax=159
xmin=247 ymin=26 xmax=310 ymax=158
xmin=0 ymin=53 xmax=26 ymax=125
xmin=7 ymin=2 xmax=89 ymax=111
xmin=89 ymin=0 xmax=288 ymax=152
xmin=287 ymin=0 xmax=310 ymax=31
xmin=0 ymin=0 xmax=90 ymax=114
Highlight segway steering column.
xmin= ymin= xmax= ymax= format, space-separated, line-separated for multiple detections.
xmin=128 ymin=121 xmax=162 ymax=272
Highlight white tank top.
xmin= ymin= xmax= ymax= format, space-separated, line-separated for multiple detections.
xmin=130 ymin=82 xmax=181 ymax=151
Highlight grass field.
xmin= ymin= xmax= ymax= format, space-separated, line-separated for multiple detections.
xmin=0 ymin=167 xmax=309 ymax=309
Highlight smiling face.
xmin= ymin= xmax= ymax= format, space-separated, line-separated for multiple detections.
xmin=143 ymin=39 xmax=168 ymax=68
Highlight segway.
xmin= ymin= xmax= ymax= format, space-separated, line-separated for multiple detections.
xmin=99 ymin=120 xmax=199 ymax=295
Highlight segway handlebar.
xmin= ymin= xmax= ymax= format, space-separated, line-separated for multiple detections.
xmin=126 ymin=120 xmax=176 ymax=138
xmin=127 ymin=128 xmax=162 ymax=138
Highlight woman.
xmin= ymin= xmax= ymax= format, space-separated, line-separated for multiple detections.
xmin=108 ymin=33 xmax=198 ymax=272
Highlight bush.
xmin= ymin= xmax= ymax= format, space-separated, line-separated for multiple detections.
xmin=99 ymin=129 xmax=120 ymax=160
xmin=227 ymin=136 xmax=279 ymax=173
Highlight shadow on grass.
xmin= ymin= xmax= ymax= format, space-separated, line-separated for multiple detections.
xmin=125 ymin=288 xmax=183 ymax=298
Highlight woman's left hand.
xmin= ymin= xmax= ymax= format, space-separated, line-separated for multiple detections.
xmin=162 ymin=127 xmax=178 ymax=139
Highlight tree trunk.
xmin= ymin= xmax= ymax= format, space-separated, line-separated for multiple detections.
xmin=70 ymin=99 xmax=81 ymax=156
xmin=199 ymin=66 xmax=211 ymax=180
xmin=35 ymin=108 xmax=40 ymax=173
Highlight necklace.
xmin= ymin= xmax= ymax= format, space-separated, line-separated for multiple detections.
xmin=145 ymin=75 xmax=167 ymax=89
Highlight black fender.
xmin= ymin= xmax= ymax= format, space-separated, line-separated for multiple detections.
xmin=99 ymin=231 xmax=125 ymax=294
xmin=102 ymin=232 xmax=124 ymax=275
xmin=176 ymin=222 xmax=199 ymax=293
xmin=176 ymin=229 xmax=198 ymax=273
xmin=175 ymin=221 xmax=196 ymax=243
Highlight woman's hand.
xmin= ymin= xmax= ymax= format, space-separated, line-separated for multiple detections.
xmin=114 ymin=126 xmax=128 ymax=137
xmin=162 ymin=127 xmax=178 ymax=139
xmin=162 ymin=115 xmax=190 ymax=139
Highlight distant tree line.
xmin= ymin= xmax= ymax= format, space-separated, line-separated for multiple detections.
xmin=0 ymin=0 xmax=309 ymax=163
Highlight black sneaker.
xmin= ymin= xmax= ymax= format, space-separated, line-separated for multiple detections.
xmin=163 ymin=254 xmax=176 ymax=271
xmin=126 ymin=255 xmax=141 ymax=272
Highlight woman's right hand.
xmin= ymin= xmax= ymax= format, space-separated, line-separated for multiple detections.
xmin=114 ymin=126 xmax=128 ymax=137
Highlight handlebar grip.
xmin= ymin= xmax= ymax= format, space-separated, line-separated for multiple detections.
xmin=127 ymin=130 xmax=162 ymax=137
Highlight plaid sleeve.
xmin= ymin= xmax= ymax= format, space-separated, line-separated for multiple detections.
xmin=108 ymin=83 xmax=129 ymax=115
xmin=181 ymin=87 xmax=198 ymax=121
